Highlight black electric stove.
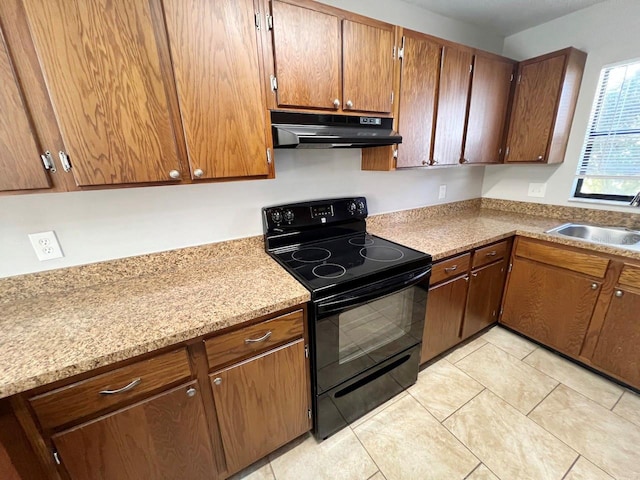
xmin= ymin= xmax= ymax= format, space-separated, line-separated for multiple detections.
xmin=263 ymin=197 xmax=432 ymax=440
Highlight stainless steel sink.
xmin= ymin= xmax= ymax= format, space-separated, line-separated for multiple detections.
xmin=545 ymin=223 xmax=640 ymax=250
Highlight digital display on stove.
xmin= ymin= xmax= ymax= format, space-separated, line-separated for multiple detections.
xmin=310 ymin=205 xmax=334 ymax=219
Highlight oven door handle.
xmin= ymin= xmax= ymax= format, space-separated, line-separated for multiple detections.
xmin=316 ymin=267 xmax=431 ymax=315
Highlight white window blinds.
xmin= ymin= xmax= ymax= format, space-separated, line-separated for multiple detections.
xmin=576 ymin=61 xmax=640 ymax=179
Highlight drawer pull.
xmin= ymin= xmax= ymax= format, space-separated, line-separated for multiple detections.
xmin=472 ymin=272 xmax=478 ymax=277
xmin=444 ymin=265 xmax=458 ymax=273
xmin=99 ymin=378 xmax=141 ymax=395
xmin=245 ymin=331 xmax=272 ymax=344
xmin=485 ymin=251 xmax=497 ymax=257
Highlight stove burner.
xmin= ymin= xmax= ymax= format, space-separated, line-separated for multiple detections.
xmin=292 ymin=247 xmax=331 ymax=263
xmin=348 ymin=236 xmax=375 ymax=247
xmin=359 ymin=246 xmax=405 ymax=262
xmin=312 ymin=263 xmax=347 ymax=279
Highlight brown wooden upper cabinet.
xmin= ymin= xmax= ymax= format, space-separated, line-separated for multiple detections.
xmin=0 ymin=24 xmax=51 ymax=192
xmin=394 ymin=30 xmax=441 ymax=168
xmin=22 ymin=0 xmax=184 ymax=186
xmin=162 ymin=0 xmax=271 ymax=180
xmin=432 ymin=45 xmax=473 ymax=166
xmin=504 ymin=47 xmax=586 ymax=163
xmin=462 ymin=54 xmax=516 ymax=164
xmin=267 ymin=0 xmax=396 ymax=114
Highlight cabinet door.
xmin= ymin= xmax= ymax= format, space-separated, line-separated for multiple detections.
xmin=501 ymin=258 xmax=600 ymax=356
xmin=432 ymin=46 xmax=473 ymax=165
xmin=505 ymin=55 xmax=565 ymax=162
xmin=342 ymin=19 xmax=394 ymax=114
xmin=591 ymin=288 xmax=640 ymax=388
xmin=52 ymin=382 xmax=217 ymax=480
xmin=211 ymin=340 xmax=310 ymax=474
xmin=163 ymin=0 xmax=269 ymax=179
xmin=421 ymin=275 xmax=468 ymax=363
xmin=0 ymin=27 xmax=50 ymax=191
xmin=462 ymin=260 xmax=507 ymax=339
xmin=396 ymin=33 xmax=440 ymax=168
xmin=270 ymin=0 xmax=340 ymax=110
xmin=23 ymin=0 xmax=182 ymax=186
xmin=463 ymin=55 xmax=514 ymax=164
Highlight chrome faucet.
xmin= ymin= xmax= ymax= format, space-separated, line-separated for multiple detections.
xmin=631 ymin=191 xmax=640 ymax=207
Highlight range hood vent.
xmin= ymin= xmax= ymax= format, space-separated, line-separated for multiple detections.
xmin=271 ymin=111 xmax=401 ymax=149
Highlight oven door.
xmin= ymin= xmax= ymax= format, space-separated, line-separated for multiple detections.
xmin=313 ymin=266 xmax=430 ymax=394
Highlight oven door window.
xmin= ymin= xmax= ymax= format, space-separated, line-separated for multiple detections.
xmin=315 ymin=283 xmax=427 ymax=394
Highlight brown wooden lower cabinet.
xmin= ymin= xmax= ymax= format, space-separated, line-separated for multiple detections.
xmin=211 ymin=340 xmax=310 ymax=474
xmin=52 ymin=381 xmax=216 ymax=480
xmin=591 ymin=287 xmax=640 ymax=387
xmin=501 ymin=257 xmax=600 ymax=356
xmin=421 ymin=275 xmax=468 ymax=363
xmin=462 ymin=260 xmax=507 ymax=339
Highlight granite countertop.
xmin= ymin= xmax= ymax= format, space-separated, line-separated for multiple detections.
xmin=1 ymin=199 xmax=638 ymax=399
xmin=0 ymin=238 xmax=310 ymax=399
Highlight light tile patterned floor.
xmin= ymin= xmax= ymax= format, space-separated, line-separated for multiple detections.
xmin=231 ymin=326 xmax=640 ymax=480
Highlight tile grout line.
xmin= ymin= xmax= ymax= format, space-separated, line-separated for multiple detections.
xmin=447 ymin=339 xmax=488 ymax=364
xmin=352 ymin=423 xmax=385 ymax=480
xmin=441 ymin=387 xmax=487 ymax=425
xmin=526 ymin=382 xmax=560 ymax=416
xmin=560 ymin=455 xmax=580 ymax=480
xmin=609 ymin=390 xmax=624 ymax=411
xmin=463 ymin=462 xmax=484 ymax=480
xmin=268 ymin=459 xmax=276 ymax=480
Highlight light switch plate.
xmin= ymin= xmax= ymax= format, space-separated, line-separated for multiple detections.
xmin=28 ymin=231 xmax=64 ymax=261
xmin=438 ymin=184 xmax=447 ymax=200
xmin=527 ymin=182 xmax=547 ymax=198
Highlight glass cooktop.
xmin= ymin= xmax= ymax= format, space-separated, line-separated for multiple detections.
xmin=271 ymin=233 xmax=430 ymax=293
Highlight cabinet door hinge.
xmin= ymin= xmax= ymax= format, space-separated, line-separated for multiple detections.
xmin=469 ymin=63 xmax=473 ymax=74
xmin=499 ymin=307 xmax=504 ymax=318
xmin=510 ymin=73 xmax=514 ymax=82
xmin=40 ymin=151 xmax=56 ymax=173
xmin=254 ymin=12 xmax=261 ymax=30
xmin=517 ymin=74 xmax=522 ymax=83
xmin=270 ymin=75 xmax=278 ymax=92
xmin=390 ymin=91 xmax=394 ymax=104
xmin=304 ymin=344 xmax=309 ymax=358
xmin=307 ymin=408 xmax=312 ymax=420
xmin=53 ymin=450 xmax=61 ymax=465
xmin=59 ymin=151 xmax=72 ymax=172
xmin=508 ymin=262 xmax=513 ymax=273
xmin=266 ymin=148 xmax=272 ymax=164
xmin=505 ymin=146 xmax=510 ymax=158
xmin=266 ymin=13 xmax=273 ymax=30
xmin=398 ymin=36 xmax=405 ymax=60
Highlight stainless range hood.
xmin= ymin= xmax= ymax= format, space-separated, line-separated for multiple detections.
xmin=271 ymin=111 xmax=402 ymax=149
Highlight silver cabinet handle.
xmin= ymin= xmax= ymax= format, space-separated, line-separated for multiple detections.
xmin=444 ymin=265 xmax=457 ymax=273
xmin=99 ymin=378 xmax=141 ymax=395
xmin=345 ymin=100 xmax=353 ymax=109
xmin=169 ymin=169 xmax=180 ymax=179
xmin=421 ymin=160 xmax=428 ymax=166
xmin=213 ymin=377 xmax=222 ymax=386
xmin=591 ymin=283 xmax=599 ymax=290
xmin=193 ymin=168 xmax=204 ymax=178
xmin=431 ymin=159 xmax=439 ymax=165
xmin=471 ymin=272 xmax=478 ymax=277
xmin=333 ymin=98 xmax=340 ymax=108
xmin=615 ymin=290 xmax=623 ymax=297
xmin=245 ymin=331 xmax=272 ymax=344
xmin=486 ymin=251 xmax=497 ymax=257
xmin=186 ymin=387 xmax=197 ymax=397
xmin=537 ymin=155 xmax=544 ymax=161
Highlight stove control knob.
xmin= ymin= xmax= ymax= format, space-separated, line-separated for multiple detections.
xmin=357 ymin=200 xmax=366 ymax=211
xmin=271 ymin=210 xmax=283 ymax=224
xmin=347 ymin=201 xmax=357 ymax=214
xmin=283 ymin=209 xmax=294 ymax=222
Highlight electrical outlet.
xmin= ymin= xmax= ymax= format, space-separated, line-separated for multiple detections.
xmin=28 ymin=231 xmax=64 ymax=261
xmin=438 ymin=184 xmax=447 ymax=200
xmin=527 ymin=182 xmax=547 ymax=198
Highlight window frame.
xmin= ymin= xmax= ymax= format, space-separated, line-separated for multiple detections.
xmin=572 ymin=58 xmax=640 ymax=203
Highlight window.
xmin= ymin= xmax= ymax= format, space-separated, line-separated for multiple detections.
xmin=573 ymin=60 xmax=640 ymax=202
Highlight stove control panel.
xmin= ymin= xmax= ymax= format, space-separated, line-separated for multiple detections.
xmin=263 ymin=197 xmax=368 ymax=231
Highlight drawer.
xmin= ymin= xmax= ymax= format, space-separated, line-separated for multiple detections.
xmin=619 ymin=264 xmax=640 ymax=289
xmin=515 ymin=238 xmax=609 ymax=278
xmin=430 ymin=253 xmax=471 ymax=285
xmin=205 ymin=309 xmax=304 ymax=370
xmin=472 ymin=240 xmax=509 ymax=269
xmin=30 ymin=348 xmax=191 ymax=430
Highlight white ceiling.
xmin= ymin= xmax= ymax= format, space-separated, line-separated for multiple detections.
xmin=403 ymin=0 xmax=608 ymax=36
